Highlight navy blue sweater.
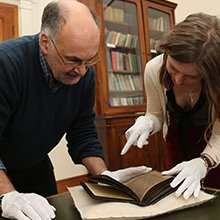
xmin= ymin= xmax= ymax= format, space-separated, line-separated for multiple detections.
xmin=0 ymin=34 xmax=103 ymax=170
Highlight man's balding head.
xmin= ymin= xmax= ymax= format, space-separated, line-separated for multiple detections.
xmin=39 ymin=0 xmax=100 ymax=85
xmin=41 ymin=0 xmax=100 ymax=40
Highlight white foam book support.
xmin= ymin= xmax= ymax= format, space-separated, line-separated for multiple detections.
xmin=68 ymin=185 xmax=214 ymax=220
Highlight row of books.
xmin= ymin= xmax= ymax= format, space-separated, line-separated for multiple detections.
xmin=110 ymin=51 xmax=138 ymax=72
xmin=148 ymin=16 xmax=169 ymax=32
xmin=108 ymin=73 xmax=143 ymax=92
xmin=104 ymin=6 xmax=136 ymax=25
xmin=106 ymin=29 xmax=138 ymax=48
xmin=109 ymin=96 xmax=144 ymax=106
xmin=104 ymin=7 xmax=124 ymax=23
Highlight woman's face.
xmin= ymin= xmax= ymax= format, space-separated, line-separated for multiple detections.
xmin=166 ymin=55 xmax=203 ymax=86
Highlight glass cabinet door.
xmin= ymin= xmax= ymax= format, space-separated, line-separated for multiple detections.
xmin=142 ymin=1 xmax=176 ymax=61
xmin=148 ymin=8 xmax=170 ymax=58
xmin=103 ymin=0 xmax=145 ymax=108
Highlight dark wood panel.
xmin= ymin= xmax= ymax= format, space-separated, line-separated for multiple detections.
xmin=96 ymin=115 xmax=167 ymax=171
xmin=56 ymin=174 xmax=89 ymax=193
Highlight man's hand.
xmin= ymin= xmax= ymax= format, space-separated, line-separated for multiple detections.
xmin=102 ymin=166 xmax=152 ymax=182
xmin=121 ymin=116 xmax=153 ymax=155
xmin=1 ymin=191 xmax=56 ymax=220
xmin=162 ymin=158 xmax=208 ymax=200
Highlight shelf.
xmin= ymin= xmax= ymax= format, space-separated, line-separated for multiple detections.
xmin=108 ymin=69 xmax=140 ymax=74
xmin=109 ymin=90 xmax=144 ymax=96
xmin=105 ymin=19 xmax=131 ymax=27
xmin=149 ymin=29 xmax=166 ymax=39
xmin=107 ymin=44 xmax=136 ymax=53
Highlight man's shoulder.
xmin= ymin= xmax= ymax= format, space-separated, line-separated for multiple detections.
xmin=0 ymin=34 xmax=40 ymax=70
xmin=0 ymin=34 xmax=39 ymax=55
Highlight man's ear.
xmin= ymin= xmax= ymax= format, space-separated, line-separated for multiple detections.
xmin=39 ymin=33 xmax=49 ymax=55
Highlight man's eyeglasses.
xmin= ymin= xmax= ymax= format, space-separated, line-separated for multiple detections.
xmin=49 ymin=37 xmax=100 ymax=69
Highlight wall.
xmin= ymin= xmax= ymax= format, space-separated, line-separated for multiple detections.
xmin=49 ymin=136 xmax=88 ymax=180
xmin=1 ymin=0 xmax=220 ymax=181
xmin=171 ymin=0 xmax=220 ymax=22
xmin=0 ymin=0 xmax=38 ymax=35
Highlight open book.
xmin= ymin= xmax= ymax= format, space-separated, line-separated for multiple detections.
xmin=81 ymin=170 xmax=176 ymax=206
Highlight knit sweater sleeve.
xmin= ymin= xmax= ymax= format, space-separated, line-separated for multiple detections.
xmin=0 ymin=49 xmax=20 ymax=165
xmin=144 ymin=54 xmax=165 ymax=134
xmin=66 ymin=67 xmax=104 ymax=164
xmin=202 ymin=119 xmax=220 ymax=165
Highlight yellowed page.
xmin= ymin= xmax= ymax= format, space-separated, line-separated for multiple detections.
xmin=123 ymin=171 xmax=172 ymax=200
xmin=84 ymin=182 xmax=134 ymax=200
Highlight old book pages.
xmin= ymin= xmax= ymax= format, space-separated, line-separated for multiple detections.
xmin=81 ymin=171 xmax=175 ymax=206
xmin=68 ymin=185 xmax=214 ymax=220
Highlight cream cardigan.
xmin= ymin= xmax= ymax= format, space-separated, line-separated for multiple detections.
xmin=144 ymin=54 xmax=220 ymax=165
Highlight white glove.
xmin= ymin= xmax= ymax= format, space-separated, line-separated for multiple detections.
xmin=121 ymin=116 xmax=153 ymax=155
xmin=101 ymin=166 xmax=152 ymax=182
xmin=1 ymin=191 xmax=56 ymax=220
xmin=162 ymin=158 xmax=208 ymax=200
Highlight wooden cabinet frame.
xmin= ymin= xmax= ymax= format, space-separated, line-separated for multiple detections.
xmin=96 ymin=114 xmax=167 ymax=171
xmin=97 ymin=0 xmax=147 ymax=115
xmin=142 ymin=0 xmax=176 ymax=61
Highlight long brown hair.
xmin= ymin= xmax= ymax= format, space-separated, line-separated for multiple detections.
xmin=158 ymin=12 xmax=220 ymax=140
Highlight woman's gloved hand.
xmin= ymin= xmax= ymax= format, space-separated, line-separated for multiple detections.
xmin=162 ymin=158 xmax=208 ymax=200
xmin=121 ymin=116 xmax=153 ymax=155
xmin=1 ymin=191 xmax=56 ymax=220
xmin=102 ymin=166 xmax=152 ymax=182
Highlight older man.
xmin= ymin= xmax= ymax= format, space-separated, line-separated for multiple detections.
xmin=0 ymin=0 xmax=150 ymax=219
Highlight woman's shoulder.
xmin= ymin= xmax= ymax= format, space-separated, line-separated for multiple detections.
xmin=146 ymin=54 xmax=164 ymax=70
xmin=144 ymin=54 xmax=164 ymax=81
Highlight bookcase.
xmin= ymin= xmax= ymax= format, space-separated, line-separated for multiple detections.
xmin=104 ymin=2 xmax=145 ymax=108
xmin=80 ymin=0 xmax=177 ymax=171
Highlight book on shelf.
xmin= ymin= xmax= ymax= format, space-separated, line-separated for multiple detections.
xmin=110 ymin=51 xmax=117 ymax=71
xmin=106 ymin=29 xmax=138 ymax=48
xmin=110 ymin=51 xmax=138 ymax=72
xmin=109 ymin=96 xmax=144 ymax=106
xmin=80 ymin=170 xmax=177 ymax=206
xmin=148 ymin=16 xmax=170 ymax=32
xmin=104 ymin=6 xmax=124 ymax=23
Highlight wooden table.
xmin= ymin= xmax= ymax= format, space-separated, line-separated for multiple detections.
xmin=48 ymin=189 xmax=220 ymax=220
xmin=0 ymin=190 xmax=219 ymax=219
